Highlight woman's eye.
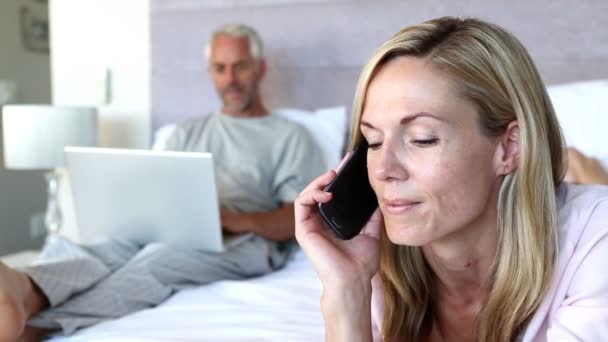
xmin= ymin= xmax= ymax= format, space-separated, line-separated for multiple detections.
xmin=367 ymin=142 xmax=382 ymax=150
xmin=412 ymin=138 xmax=439 ymax=147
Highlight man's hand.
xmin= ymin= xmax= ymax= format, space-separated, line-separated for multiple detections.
xmin=220 ymin=208 xmax=246 ymax=234
xmin=219 ymin=203 xmax=296 ymax=241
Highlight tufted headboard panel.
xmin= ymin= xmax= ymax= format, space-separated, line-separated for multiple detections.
xmin=150 ymin=0 xmax=608 ymax=130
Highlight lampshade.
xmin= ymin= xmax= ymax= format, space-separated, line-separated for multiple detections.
xmin=0 ymin=80 xmax=17 ymax=105
xmin=2 ymin=105 xmax=98 ymax=169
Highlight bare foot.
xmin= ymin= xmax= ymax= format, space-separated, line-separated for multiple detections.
xmin=566 ymin=148 xmax=608 ymax=185
xmin=17 ymin=326 xmax=50 ymax=342
xmin=0 ymin=262 xmax=48 ymax=341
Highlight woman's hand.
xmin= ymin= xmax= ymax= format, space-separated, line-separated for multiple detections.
xmin=295 ymin=158 xmax=383 ymax=342
xmin=294 ymin=160 xmax=384 ymax=289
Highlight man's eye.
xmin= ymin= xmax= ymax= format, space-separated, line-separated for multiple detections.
xmin=412 ymin=139 xmax=439 ymax=147
xmin=236 ymin=63 xmax=248 ymax=71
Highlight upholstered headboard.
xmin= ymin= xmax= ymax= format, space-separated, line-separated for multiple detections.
xmin=150 ymin=0 xmax=608 ymax=130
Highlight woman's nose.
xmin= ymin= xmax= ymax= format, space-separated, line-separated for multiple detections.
xmin=373 ymin=145 xmax=409 ymax=182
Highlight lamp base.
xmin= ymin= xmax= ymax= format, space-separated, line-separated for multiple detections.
xmin=44 ymin=170 xmax=62 ymax=237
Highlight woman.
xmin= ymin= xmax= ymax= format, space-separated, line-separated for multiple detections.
xmin=295 ymin=17 xmax=608 ymax=341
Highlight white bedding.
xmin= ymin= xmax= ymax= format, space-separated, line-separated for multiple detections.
xmin=48 ymin=249 xmax=324 ymax=341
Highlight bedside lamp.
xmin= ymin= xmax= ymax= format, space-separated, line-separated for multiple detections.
xmin=2 ymin=105 xmax=98 ymax=238
xmin=0 ymin=80 xmax=17 ymax=104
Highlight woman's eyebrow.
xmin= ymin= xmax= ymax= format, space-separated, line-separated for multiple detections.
xmin=360 ymin=112 xmax=447 ymax=129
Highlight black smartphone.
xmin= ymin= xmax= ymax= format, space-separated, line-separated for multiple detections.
xmin=318 ymin=141 xmax=378 ymax=240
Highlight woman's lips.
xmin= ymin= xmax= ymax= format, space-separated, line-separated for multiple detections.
xmin=382 ymin=199 xmax=421 ymax=215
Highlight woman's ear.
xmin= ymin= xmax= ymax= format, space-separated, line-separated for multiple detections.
xmin=494 ymin=121 xmax=520 ymax=176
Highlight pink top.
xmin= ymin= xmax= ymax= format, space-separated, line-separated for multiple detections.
xmin=371 ymin=183 xmax=608 ymax=341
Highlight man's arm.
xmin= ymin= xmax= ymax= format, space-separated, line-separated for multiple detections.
xmin=221 ymin=202 xmax=295 ymax=241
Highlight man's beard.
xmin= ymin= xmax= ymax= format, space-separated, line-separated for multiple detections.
xmin=220 ymin=84 xmax=257 ymax=113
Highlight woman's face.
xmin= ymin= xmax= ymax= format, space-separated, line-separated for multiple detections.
xmin=361 ymin=56 xmax=502 ymax=246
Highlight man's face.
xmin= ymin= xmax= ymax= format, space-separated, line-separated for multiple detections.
xmin=208 ymin=34 xmax=264 ymax=115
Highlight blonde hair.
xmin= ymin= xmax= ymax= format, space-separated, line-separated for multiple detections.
xmin=349 ymin=17 xmax=566 ymax=341
xmin=204 ymin=23 xmax=264 ymax=61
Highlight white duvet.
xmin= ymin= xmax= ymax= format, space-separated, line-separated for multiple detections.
xmin=49 ymin=249 xmax=324 ymax=341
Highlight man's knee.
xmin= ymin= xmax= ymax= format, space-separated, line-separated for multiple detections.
xmin=138 ymin=242 xmax=171 ymax=255
xmin=125 ymin=242 xmax=178 ymax=270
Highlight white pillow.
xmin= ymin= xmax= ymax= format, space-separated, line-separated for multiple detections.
xmin=151 ymin=107 xmax=349 ymax=170
xmin=152 ymin=124 xmax=177 ymax=151
xmin=275 ymin=107 xmax=347 ymax=170
xmin=547 ymin=79 xmax=608 ymax=167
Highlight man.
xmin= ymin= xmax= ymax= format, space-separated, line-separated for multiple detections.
xmin=0 ymin=24 xmax=324 ymax=340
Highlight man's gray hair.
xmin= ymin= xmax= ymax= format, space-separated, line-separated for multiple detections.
xmin=205 ymin=24 xmax=264 ymax=61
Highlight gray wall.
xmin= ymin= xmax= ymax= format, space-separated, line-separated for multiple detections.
xmin=0 ymin=0 xmax=50 ymax=255
xmin=150 ymin=0 xmax=608 ymax=130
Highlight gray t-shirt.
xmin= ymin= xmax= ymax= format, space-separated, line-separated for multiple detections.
xmin=163 ymin=112 xmax=325 ymax=213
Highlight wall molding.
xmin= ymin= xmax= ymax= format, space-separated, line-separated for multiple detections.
xmin=151 ymin=0 xmax=353 ymax=12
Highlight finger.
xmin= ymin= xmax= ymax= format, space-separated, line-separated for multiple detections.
xmin=296 ymin=219 xmax=346 ymax=263
xmin=294 ymin=189 xmax=333 ymax=225
xmin=334 ymin=151 xmax=353 ymax=173
xmin=361 ymin=208 xmax=383 ymax=239
xmin=300 ymin=169 xmax=337 ymax=195
xmin=295 ymin=216 xmax=336 ymax=251
xmin=296 ymin=189 xmax=333 ymax=207
xmin=296 ymin=229 xmax=343 ymax=276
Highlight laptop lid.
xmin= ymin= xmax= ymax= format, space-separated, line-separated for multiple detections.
xmin=65 ymin=147 xmax=224 ymax=252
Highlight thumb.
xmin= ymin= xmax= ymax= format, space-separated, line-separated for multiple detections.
xmin=361 ymin=208 xmax=383 ymax=239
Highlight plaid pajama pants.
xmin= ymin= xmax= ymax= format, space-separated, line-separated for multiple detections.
xmin=24 ymin=235 xmax=291 ymax=334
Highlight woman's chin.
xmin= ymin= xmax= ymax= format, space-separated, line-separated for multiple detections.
xmin=385 ymin=222 xmax=434 ymax=247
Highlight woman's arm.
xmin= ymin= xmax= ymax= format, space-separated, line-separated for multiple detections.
xmin=545 ymin=200 xmax=608 ymax=340
xmin=322 ymin=281 xmax=374 ymax=342
xmin=294 ymin=167 xmax=383 ymax=342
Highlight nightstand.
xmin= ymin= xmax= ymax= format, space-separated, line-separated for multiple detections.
xmin=0 ymin=250 xmax=40 ymax=268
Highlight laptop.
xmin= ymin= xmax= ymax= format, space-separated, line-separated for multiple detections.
xmin=65 ymin=147 xmax=249 ymax=252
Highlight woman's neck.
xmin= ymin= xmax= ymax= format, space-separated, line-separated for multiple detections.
xmin=423 ymin=226 xmax=497 ymax=342
xmin=422 ymin=210 xmax=498 ymax=301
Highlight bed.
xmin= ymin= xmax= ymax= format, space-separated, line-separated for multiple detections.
xmin=49 ymin=249 xmax=324 ymax=341
xmin=47 ymin=79 xmax=608 ymax=341
xmin=48 ymin=0 xmax=608 ymax=340
xmin=44 ymin=105 xmax=346 ymax=342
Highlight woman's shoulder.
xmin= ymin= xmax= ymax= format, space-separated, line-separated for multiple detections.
xmin=555 ymin=184 xmax=608 ymax=291
xmin=530 ymin=183 xmax=608 ymax=341
xmin=558 ymin=182 xmax=608 ymax=207
xmin=557 ymin=183 xmax=608 ymax=243
xmin=557 ymin=183 xmax=608 ymax=252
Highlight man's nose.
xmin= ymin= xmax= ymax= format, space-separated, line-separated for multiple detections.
xmin=225 ymin=67 xmax=238 ymax=84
